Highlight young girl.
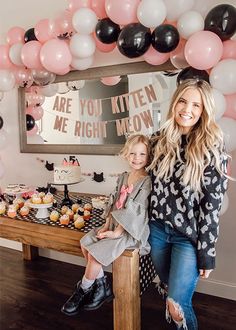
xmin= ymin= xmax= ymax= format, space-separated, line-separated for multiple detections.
xmin=61 ymin=134 xmax=151 ymax=316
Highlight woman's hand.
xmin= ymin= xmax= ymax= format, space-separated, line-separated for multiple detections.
xmin=96 ymin=230 xmax=121 ymax=239
xmin=199 ymin=269 xmax=213 ymax=279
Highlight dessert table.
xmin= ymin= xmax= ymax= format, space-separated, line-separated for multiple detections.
xmin=0 ymin=192 xmax=156 ymax=330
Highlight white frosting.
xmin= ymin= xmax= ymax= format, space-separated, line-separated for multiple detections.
xmin=54 ymin=165 xmax=81 ymax=184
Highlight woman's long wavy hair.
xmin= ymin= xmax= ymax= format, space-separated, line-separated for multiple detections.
xmin=148 ymin=79 xmax=228 ymax=192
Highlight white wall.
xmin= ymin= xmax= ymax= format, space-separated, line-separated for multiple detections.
xmin=0 ymin=0 xmax=236 ymax=301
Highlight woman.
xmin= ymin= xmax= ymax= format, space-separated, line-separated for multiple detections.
xmin=148 ymin=79 xmax=229 ymax=330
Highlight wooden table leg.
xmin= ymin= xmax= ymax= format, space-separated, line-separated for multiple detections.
xmin=112 ymin=250 xmax=141 ymax=330
xmin=22 ymin=244 xmax=39 ymax=260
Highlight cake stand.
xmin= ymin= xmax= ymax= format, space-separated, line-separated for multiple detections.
xmin=48 ymin=178 xmax=84 ymax=207
xmin=28 ymin=202 xmax=53 ymax=219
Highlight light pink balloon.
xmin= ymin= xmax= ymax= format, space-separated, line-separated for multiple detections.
xmin=222 ymin=40 xmax=236 ymax=60
xmin=184 ymin=31 xmax=223 ymax=70
xmin=53 ymin=10 xmax=75 ymax=39
xmin=26 ymin=105 xmax=44 ymax=121
xmin=0 ymin=45 xmax=14 ymax=69
xmin=26 ymin=93 xmax=45 ymax=106
xmin=105 ymin=0 xmax=140 ymax=25
xmin=6 ymin=26 xmax=25 ymax=45
xmin=143 ymin=46 xmax=170 ymax=65
xmin=27 ymin=123 xmax=39 ymax=136
xmin=91 ymin=0 xmax=107 ymax=18
xmin=94 ymin=33 xmax=116 ymax=52
xmin=224 ymin=94 xmax=236 ymax=120
xmin=21 ymin=41 xmax=43 ymax=69
xmin=67 ymin=0 xmax=91 ymax=12
xmin=14 ymin=68 xmax=33 ymax=88
xmin=40 ymin=39 xmax=72 ymax=75
xmin=170 ymin=39 xmax=189 ymax=69
xmin=101 ymin=76 xmax=121 ymax=85
xmin=34 ymin=19 xmax=56 ymax=43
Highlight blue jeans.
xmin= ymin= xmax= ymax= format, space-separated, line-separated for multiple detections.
xmin=149 ymin=220 xmax=199 ymax=330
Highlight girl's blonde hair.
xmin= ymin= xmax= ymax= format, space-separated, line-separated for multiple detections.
xmin=148 ymin=79 xmax=229 ymax=192
xmin=120 ymin=134 xmax=151 ymax=165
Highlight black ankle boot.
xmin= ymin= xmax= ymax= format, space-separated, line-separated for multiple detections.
xmin=61 ymin=281 xmax=95 ymax=316
xmin=83 ymin=276 xmax=114 ymax=311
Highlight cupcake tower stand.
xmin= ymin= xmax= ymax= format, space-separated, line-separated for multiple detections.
xmin=28 ymin=202 xmax=53 ymax=219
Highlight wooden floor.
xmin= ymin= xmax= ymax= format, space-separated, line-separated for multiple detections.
xmin=0 ymin=247 xmax=235 ymax=330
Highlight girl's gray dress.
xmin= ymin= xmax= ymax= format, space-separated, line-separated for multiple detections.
xmin=80 ymin=172 xmax=151 ymax=266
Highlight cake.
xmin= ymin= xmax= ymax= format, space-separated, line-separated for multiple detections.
xmin=54 ymin=158 xmax=81 ymax=184
xmin=59 ymin=214 xmax=70 ymax=225
xmin=50 ymin=210 xmax=59 ymax=222
xmin=91 ymin=196 xmax=109 ymax=209
xmin=74 ymin=217 xmax=85 ymax=229
xmin=7 ymin=205 xmax=17 ymax=218
xmin=20 ymin=206 xmax=30 ymax=216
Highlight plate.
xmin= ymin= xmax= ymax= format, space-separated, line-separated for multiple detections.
xmin=28 ymin=202 xmax=53 ymax=209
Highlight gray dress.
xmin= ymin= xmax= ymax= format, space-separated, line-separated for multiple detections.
xmin=80 ymin=172 xmax=151 ymax=266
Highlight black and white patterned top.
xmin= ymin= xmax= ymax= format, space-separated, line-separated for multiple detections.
xmin=149 ymin=135 xmax=228 ymax=270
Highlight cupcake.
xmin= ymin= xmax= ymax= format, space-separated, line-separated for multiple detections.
xmin=83 ymin=210 xmax=91 ymax=221
xmin=74 ymin=217 xmax=85 ymax=229
xmin=50 ymin=210 xmax=59 ymax=222
xmin=7 ymin=205 xmax=17 ymax=218
xmin=59 ymin=214 xmax=70 ymax=225
xmin=72 ymin=203 xmax=80 ymax=213
xmin=73 ymin=213 xmax=79 ymax=222
xmin=84 ymin=203 xmax=92 ymax=212
xmin=13 ymin=197 xmax=25 ymax=209
xmin=0 ymin=202 xmax=6 ymax=215
xmin=43 ymin=193 xmax=53 ymax=204
xmin=61 ymin=205 xmax=69 ymax=215
xmin=38 ymin=192 xmax=46 ymax=198
xmin=66 ymin=209 xmax=74 ymax=220
xmin=31 ymin=194 xmax=42 ymax=204
xmin=20 ymin=206 xmax=30 ymax=216
xmin=77 ymin=207 xmax=84 ymax=216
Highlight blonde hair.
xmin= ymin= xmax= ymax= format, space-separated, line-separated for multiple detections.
xmin=120 ymin=134 xmax=151 ymax=165
xmin=149 ymin=79 xmax=228 ymax=192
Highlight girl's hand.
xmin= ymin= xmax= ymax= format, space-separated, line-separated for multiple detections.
xmin=97 ymin=230 xmax=120 ymax=239
xmin=199 ymin=269 xmax=213 ymax=279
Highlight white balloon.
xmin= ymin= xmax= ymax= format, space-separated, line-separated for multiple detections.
xmin=27 ymin=134 xmax=44 ymax=144
xmin=57 ymin=82 xmax=69 ymax=94
xmin=137 ymin=0 xmax=166 ymax=28
xmin=220 ymin=192 xmax=229 ymax=216
xmin=67 ymin=80 xmax=85 ymax=91
xmin=163 ymin=0 xmax=195 ymax=21
xmin=70 ymin=33 xmax=96 ymax=58
xmin=210 ymin=59 xmax=236 ymax=95
xmin=212 ymin=88 xmax=226 ymax=121
xmin=9 ymin=43 xmax=24 ymax=66
xmin=71 ymin=55 xmax=94 ymax=70
xmin=192 ymin=0 xmax=216 ymax=18
xmin=72 ymin=8 xmax=98 ymax=34
xmin=217 ymin=117 xmax=236 ymax=152
xmin=40 ymin=83 xmax=59 ymax=97
xmin=0 ymin=129 xmax=8 ymax=150
xmin=177 ymin=11 xmax=204 ymax=39
xmin=0 ymin=70 xmax=15 ymax=92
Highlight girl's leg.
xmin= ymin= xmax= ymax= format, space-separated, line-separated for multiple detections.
xmin=81 ymin=245 xmax=89 ymax=261
xmin=85 ymin=253 xmax=103 ymax=280
xmin=148 ymin=221 xmax=171 ymax=290
xmin=167 ymin=239 xmax=199 ymax=330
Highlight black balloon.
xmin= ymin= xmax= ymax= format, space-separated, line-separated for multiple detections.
xmin=177 ymin=67 xmax=210 ymax=85
xmin=24 ymin=28 xmax=37 ymax=43
xmin=26 ymin=114 xmax=35 ymax=131
xmin=204 ymin=4 xmax=236 ymax=41
xmin=0 ymin=116 xmax=3 ymax=130
xmin=96 ymin=18 xmax=121 ymax=44
xmin=117 ymin=23 xmax=151 ymax=58
xmin=152 ymin=24 xmax=180 ymax=53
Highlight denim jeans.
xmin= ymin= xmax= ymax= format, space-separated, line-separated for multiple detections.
xmin=149 ymin=220 xmax=199 ymax=330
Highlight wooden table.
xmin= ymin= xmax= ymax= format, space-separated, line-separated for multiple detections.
xmin=0 ymin=215 xmax=141 ymax=330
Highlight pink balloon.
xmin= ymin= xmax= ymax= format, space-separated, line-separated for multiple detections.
xmin=94 ymin=33 xmax=116 ymax=52
xmin=0 ymin=45 xmax=14 ymax=69
xmin=170 ymin=39 xmax=189 ymax=69
xmin=34 ymin=19 xmax=56 ymax=43
xmin=26 ymin=93 xmax=45 ymax=106
xmin=143 ymin=46 xmax=170 ymax=65
xmin=26 ymin=105 xmax=44 ymax=121
xmin=101 ymin=76 xmax=121 ymax=85
xmin=91 ymin=0 xmax=107 ymax=18
xmin=21 ymin=41 xmax=43 ymax=70
xmin=105 ymin=0 xmax=140 ymax=25
xmin=185 ymin=31 xmax=223 ymax=70
xmin=6 ymin=26 xmax=25 ymax=45
xmin=67 ymin=0 xmax=91 ymax=12
xmin=224 ymin=94 xmax=236 ymax=120
xmin=27 ymin=123 xmax=39 ymax=136
xmin=53 ymin=10 xmax=75 ymax=39
xmin=14 ymin=68 xmax=33 ymax=88
xmin=40 ymin=39 xmax=72 ymax=75
xmin=222 ymin=40 xmax=236 ymax=60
